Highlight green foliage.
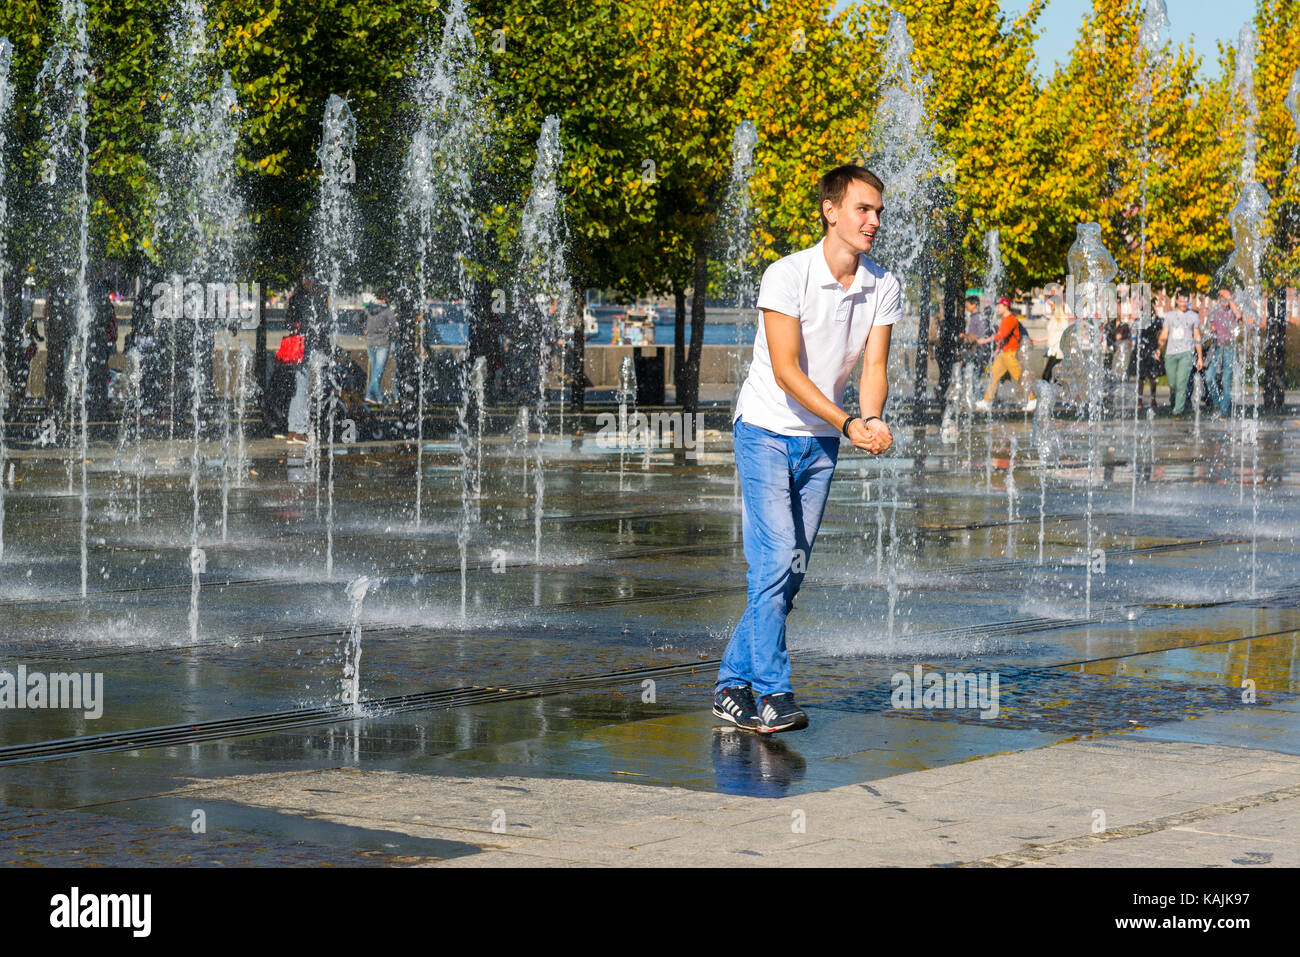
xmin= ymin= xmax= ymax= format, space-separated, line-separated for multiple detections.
xmin=1256 ymin=0 xmax=1300 ymax=283
xmin=0 ymin=0 xmax=1296 ymax=298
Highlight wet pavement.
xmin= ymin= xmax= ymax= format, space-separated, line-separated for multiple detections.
xmin=0 ymin=402 xmax=1298 ymax=865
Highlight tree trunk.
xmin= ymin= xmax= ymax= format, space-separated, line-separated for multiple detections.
xmin=680 ymin=236 xmax=709 ymax=414
xmin=1 ymin=269 xmax=22 ymax=408
xmin=254 ymin=279 xmax=268 ymax=420
xmin=912 ymin=256 xmax=933 ymax=412
xmin=936 ymin=211 xmax=966 ymax=405
xmin=44 ymin=287 xmax=69 ymax=413
xmin=673 ymin=280 xmax=686 ymax=397
xmin=393 ymin=296 xmax=418 ymax=429
xmin=1263 ymin=288 xmax=1285 ymax=411
xmin=571 ymin=279 xmax=586 ymax=420
xmin=86 ymin=286 xmax=111 ymax=423
xmin=467 ymin=281 xmax=490 ymax=394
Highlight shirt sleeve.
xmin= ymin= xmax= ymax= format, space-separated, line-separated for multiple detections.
xmin=755 ymin=258 xmax=801 ymax=318
xmin=873 ymin=272 xmax=902 ymax=327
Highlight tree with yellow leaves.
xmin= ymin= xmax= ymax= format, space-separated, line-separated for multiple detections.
xmin=736 ymin=0 xmax=876 ymax=261
xmin=1255 ymin=0 xmax=1300 ymax=284
xmin=851 ymin=0 xmax=1048 ymax=287
xmin=1253 ymin=0 xmax=1300 ymax=404
xmin=1041 ymin=0 xmax=1237 ymax=290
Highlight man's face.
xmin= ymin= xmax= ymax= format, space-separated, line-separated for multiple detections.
xmin=825 ymin=179 xmax=883 ymax=253
xmin=1218 ymin=290 xmax=1231 ymax=304
xmin=1176 ymin=294 xmax=1189 ymax=310
xmin=965 ymin=301 xmax=978 ymax=314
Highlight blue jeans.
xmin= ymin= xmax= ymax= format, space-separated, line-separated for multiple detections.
xmin=717 ymin=418 xmax=840 ymax=698
xmin=1207 ymin=345 xmax=1234 ymax=414
xmin=365 ymin=344 xmax=390 ymax=402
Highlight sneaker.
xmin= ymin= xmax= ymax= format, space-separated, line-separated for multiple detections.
xmin=713 ymin=686 xmax=761 ymax=729
xmin=286 ymin=432 xmax=308 ymax=445
xmin=757 ymin=692 xmax=809 ymax=734
xmin=974 ymin=399 xmax=991 ymax=413
xmin=1024 ymin=398 xmax=1038 ymax=412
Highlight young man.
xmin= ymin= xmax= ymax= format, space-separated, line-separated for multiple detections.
xmin=974 ymin=298 xmax=1035 ymax=412
xmin=959 ymin=294 xmax=991 ymax=372
xmin=1203 ymin=289 xmax=1241 ymax=417
xmin=715 ymin=165 xmax=898 ymax=734
xmin=1154 ymin=290 xmax=1203 ymax=418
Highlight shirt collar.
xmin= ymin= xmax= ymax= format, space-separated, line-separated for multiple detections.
xmin=814 ymin=238 xmax=876 ymax=294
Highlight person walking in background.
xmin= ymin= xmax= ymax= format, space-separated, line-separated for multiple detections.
xmin=974 ymin=298 xmax=1034 ymax=412
xmin=1155 ymin=289 xmax=1203 ymax=418
xmin=1040 ymin=298 xmax=1072 ymax=385
xmin=1183 ymin=292 xmax=1212 ymax=412
xmin=1136 ymin=298 xmax=1164 ymax=410
xmin=284 ymin=272 xmax=325 ymax=444
xmin=959 ymin=294 xmax=991 ymax=379
xmin=1112 ymin=283 xmax=1135 ymax=387
xmin=363 ymin=295 xmax=394 ymax=405
xmin=1204 ymin=289 xmax=1241 ymax=418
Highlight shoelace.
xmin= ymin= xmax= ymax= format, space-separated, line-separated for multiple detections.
xmin=721 ymin=688 xmax=758 ymax=714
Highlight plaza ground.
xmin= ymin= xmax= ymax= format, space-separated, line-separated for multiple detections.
xmin=1 ymin=397 xmax=1298 ymax=866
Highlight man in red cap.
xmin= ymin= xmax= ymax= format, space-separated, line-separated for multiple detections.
xmin=975 ymin=298 xmax=1034 ymax=412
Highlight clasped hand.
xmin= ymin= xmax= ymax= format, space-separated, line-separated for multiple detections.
xmin=848 ymin=417 xmax=891 ymax=455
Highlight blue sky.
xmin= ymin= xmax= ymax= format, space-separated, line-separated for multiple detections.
xmin=833 ymin=1 xmax=1248 ymax=77
xmin=999 ymin=0 xmax=1248 ymax=77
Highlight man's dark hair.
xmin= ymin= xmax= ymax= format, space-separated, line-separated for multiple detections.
xmin=819 ymin=165 xmax=885 ymax=233
xmin=1174 ymin=288 xmax=1188 ymax=299
xmin=965 ymin=295 xmax=980 ymax=306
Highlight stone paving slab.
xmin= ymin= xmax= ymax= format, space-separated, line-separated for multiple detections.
xmin=89 ymin=720 xmax=1300 ymax=867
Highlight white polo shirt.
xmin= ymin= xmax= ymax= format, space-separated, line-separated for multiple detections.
xmin=733 ymin=237 xmax=901 ymax=437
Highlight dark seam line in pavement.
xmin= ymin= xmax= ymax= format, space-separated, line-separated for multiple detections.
xmin=960 ymin=779 xmax=1300 ymax=868
xmin=917 ymin=513 xmax=1088 ymax=530
xmin=14 ymin=613 xmax=1276 ymax=764
xmin=0 ymin=660 xmax=715 ymax=766
xmin=1050 ymin=628 xmax=1300 ymax=670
